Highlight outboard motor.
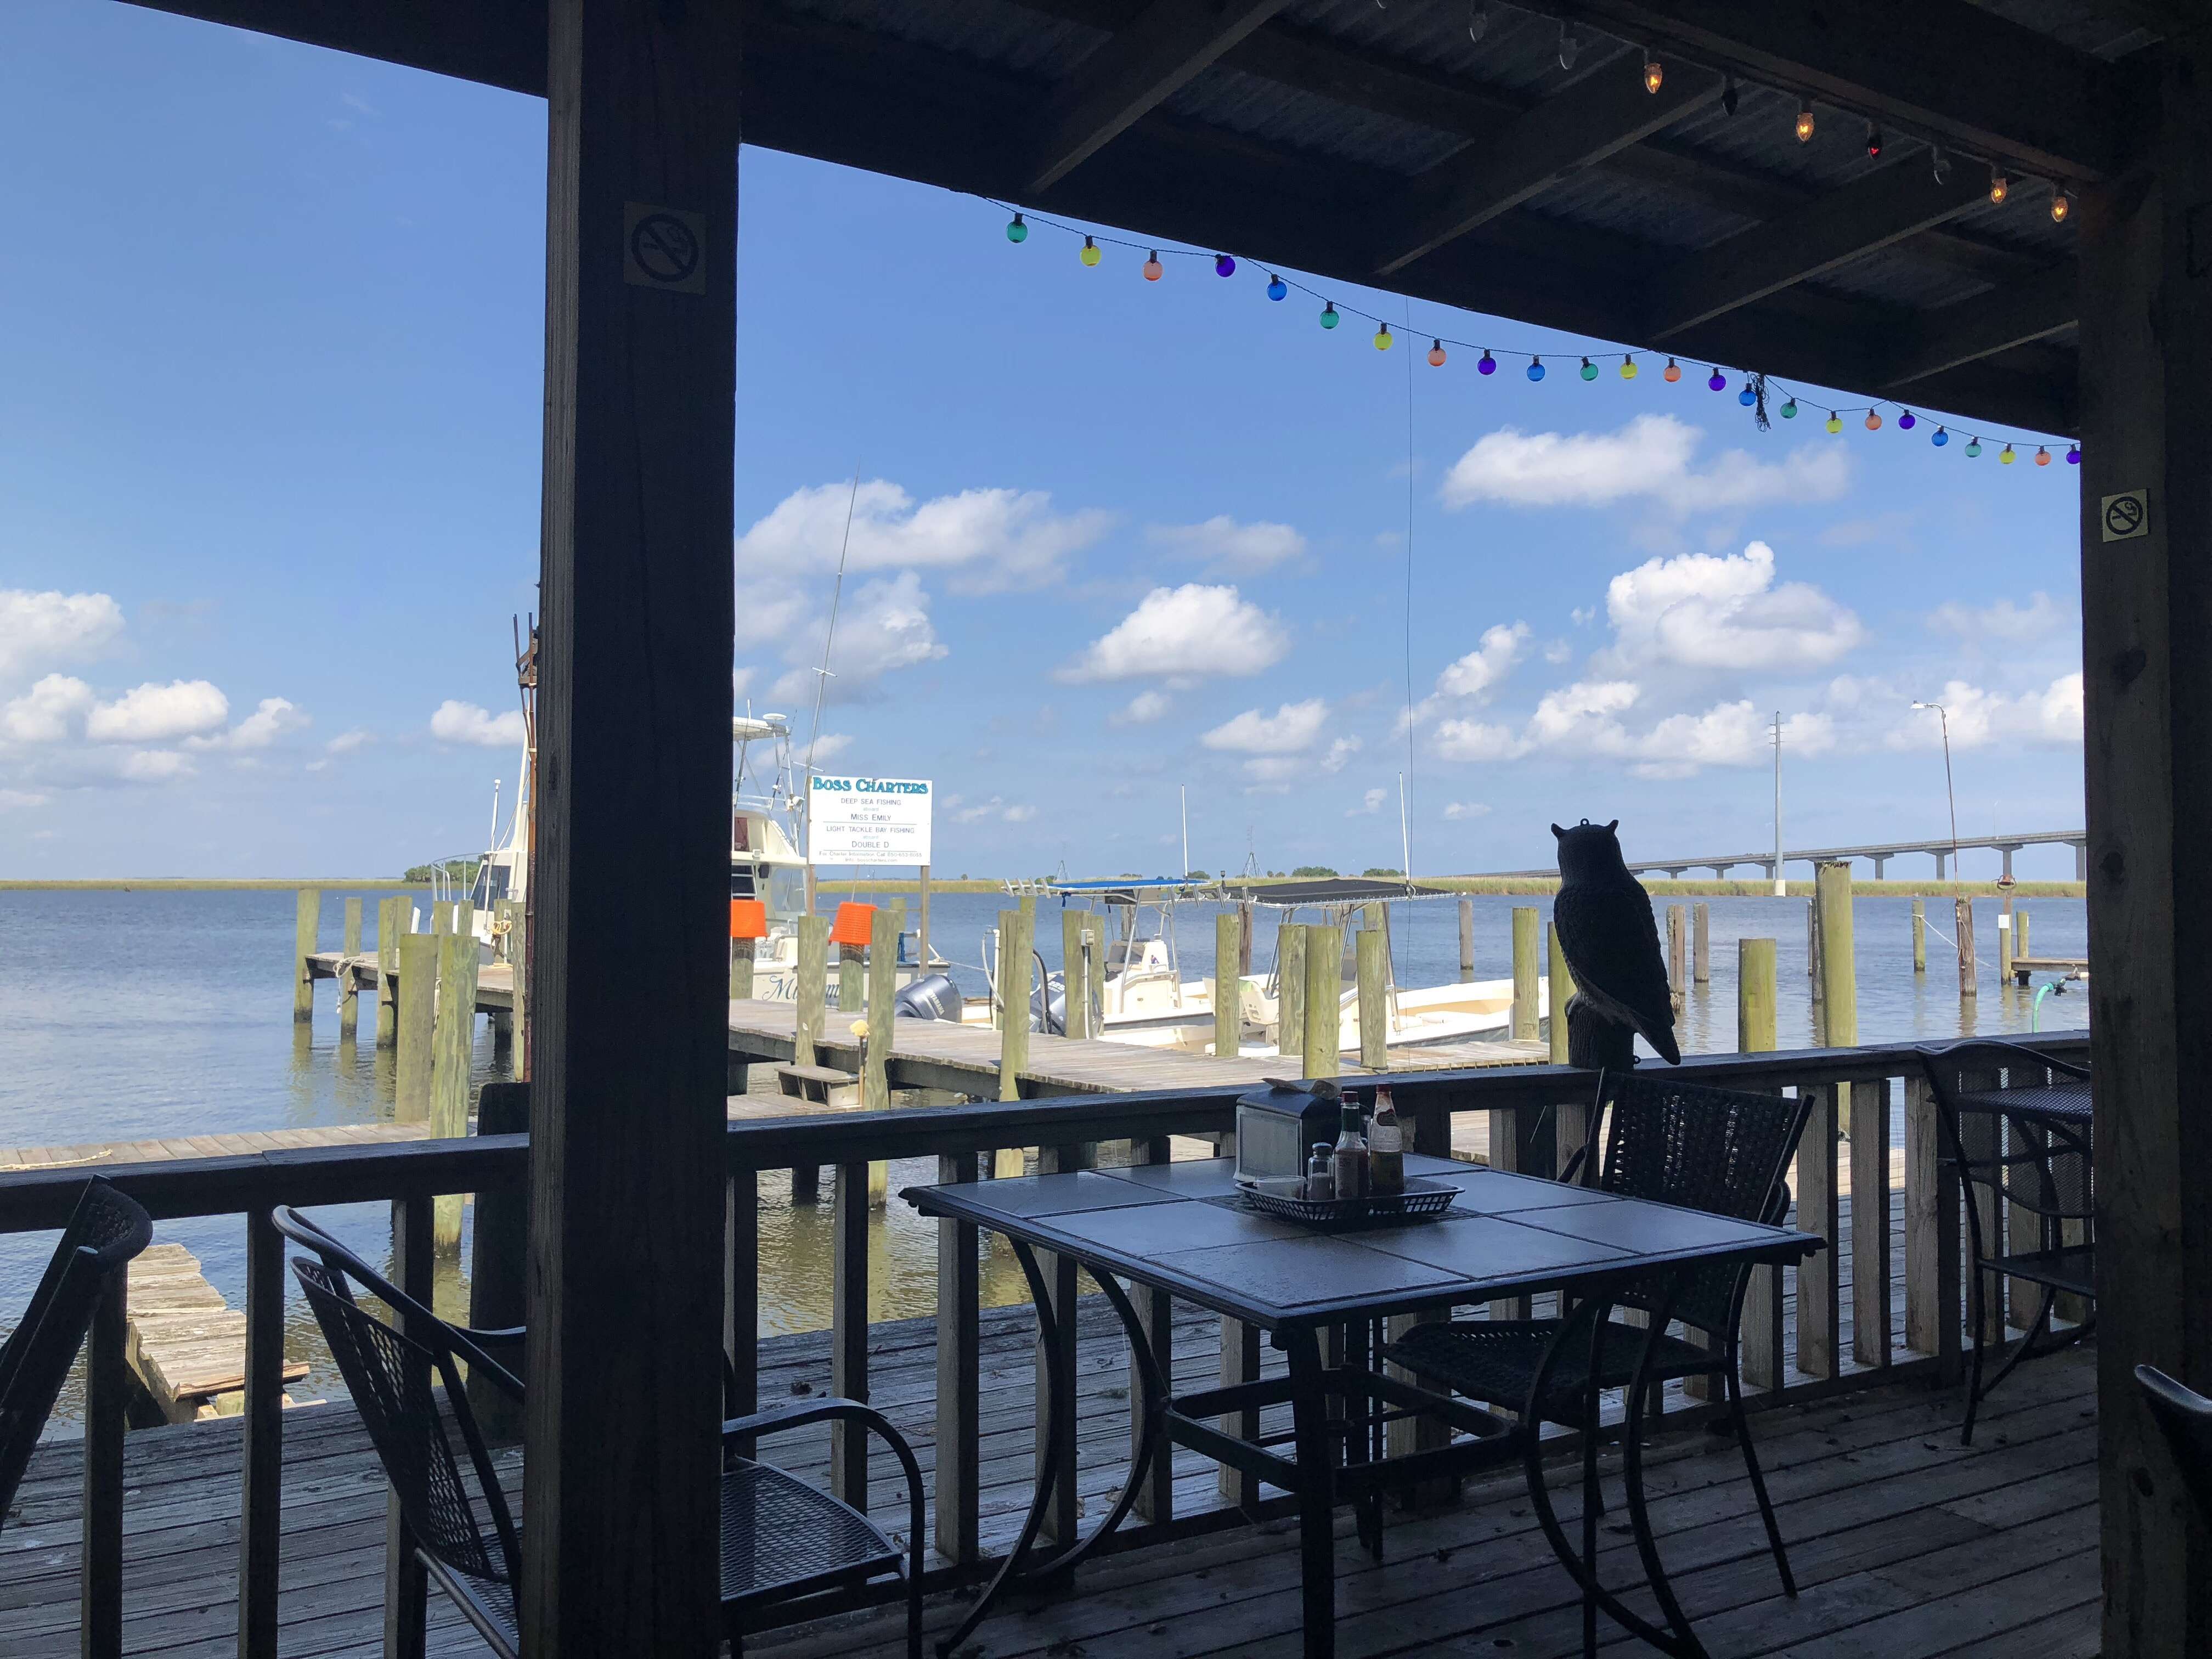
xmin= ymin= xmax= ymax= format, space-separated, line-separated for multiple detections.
xmin=893 ymin=972 xmax=963 ymax=1023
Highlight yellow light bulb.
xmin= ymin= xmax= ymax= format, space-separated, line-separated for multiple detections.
xmin=2051 ymin=190 xmax=2070 ymax=223
xmin=1795 ymin=103 xmax=1815 ymax=143
xmin=1989 ymin=173 xmax=2010 ymax=206
xmin=1643 ymin=55 xmax=1663 ymax=94
xmin=1374 ymin=324 xmax=1393 ymax=351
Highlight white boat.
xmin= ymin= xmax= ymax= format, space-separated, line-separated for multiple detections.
xmin=965 ymin=879 xmax=1222 ymax=1046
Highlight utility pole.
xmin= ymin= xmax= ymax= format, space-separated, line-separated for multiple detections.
xmin=1912 ymin=699 xmax=1975 ymax=997
xmin=1771 ymin=712 xmax=1786 ymax=896
xmin=1180 ymin=785 xmax=1190 ymax=878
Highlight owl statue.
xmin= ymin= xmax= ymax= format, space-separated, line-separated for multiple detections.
xmin=1551 ymin=819 xmax=1680 ymax=1066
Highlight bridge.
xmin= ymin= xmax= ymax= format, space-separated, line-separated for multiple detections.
xmin=1488 ymin=828 xmax=2086 ymax=883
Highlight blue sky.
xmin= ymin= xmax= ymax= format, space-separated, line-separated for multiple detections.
xmin=0 ymin=1 xmax=2086 ymax=880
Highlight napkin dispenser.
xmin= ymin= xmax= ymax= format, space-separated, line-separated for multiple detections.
xmin=1234 ymin=1077 xmax=1345 ymax=1187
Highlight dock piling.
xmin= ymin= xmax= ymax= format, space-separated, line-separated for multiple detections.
xmin=338 ymin=898 xmax=362 ymax=1039
xmin=1214 ymin=911 xmax=1241 ymax=1060
xmin=994 ymin=906 xmax=1032 ymax=1176
xmin=1955 ymin=898 xmax=1978 ymax=998
xmin=1301 ymin=922 xmax=1338 ymax=1079
xmin=292 ymin=889 xmax=320 ymax=1024
xmin=1666 ymin=904 xmax=1688 ymax=1013
xmin=1510 ymin=907 xmax=1539 ymax=1041
xmin=375 ymin=896 xmax=404 ymax=1048
xmin=430 ymin=929 xmax=479 ymax=1248
xmin=1692 ymin=901 xmax=1709 ymax=984
xmin=1356 ymin=927 xmax=1387 ymax=1070
xmin=1062 ymin=909 xmax=1091 ymax=1042
xmin=1457 ymin=899 xmax=1475 ymax=983
xmin=917 ymin=865 xmax=932 ymax=973
xmin=431 ymin=899 xmax=454 ymax=937
xmin=1997 ymin=912 xmax=2013 ymax=981
xmin=1547 ymin=924 xmax=1574 ymax=1065
xmin=794 ymin=916 xmax=830 ymax=1069
xmin=1737 ymin=938 xmax=1778 ymax=1053
xmin=394 ymin=933 xmax=437 ymax=1124
xmin=1277 ymin=924 xmax=1307 ymax=1063
xmin=1912 ymin=899 xmax=1926 ymax=973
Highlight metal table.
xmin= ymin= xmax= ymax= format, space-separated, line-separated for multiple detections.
xmin=902 ymin=1154 xmax=1819 ymax=1659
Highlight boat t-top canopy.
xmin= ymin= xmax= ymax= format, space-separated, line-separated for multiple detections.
xmin=1223 ymin=878 xmax=1454 ymax=908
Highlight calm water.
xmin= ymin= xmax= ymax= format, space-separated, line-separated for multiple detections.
xmin=0 ymin=887 xmax=2087 ymax=1425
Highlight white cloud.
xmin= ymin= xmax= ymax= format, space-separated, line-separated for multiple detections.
xmin=1409 ymin=622 xmax=1532 ymax=726
xmin=430 ymin=699 xmax=527 ymax=747
xmin=1542 ymin=640 xmax=1573 ymax=664
xmin=1442 ymin=801 xmax=1491 ymax=821
xmin=3 ymin=674 xmax=94 ymax=743
xmin=1004 ymin=803 xmax=1036 ymax=823
xmin=1058 ymin=584 xmax=1290 ymax=685
xmin=806 ymin=733 xmax=854 ymax=764
xmin=1605 ymin=541 xmax=1864 ymax=671
xmin=770 ymin=571 xmax=949 ymax=703
xmin=1888 ymin=675 xmax=2083 ymax=751
xmin=1203 ymin=699 xmax=1330 ymax=755
xmin=1440 ymin=414 xmax=1849 ymax=515
xmin=1350 ymin=787 xmax=1388 ymax=816
xmin=951 ymin=795 xmax=1032 ymax=824
xmin=119 ymin=749 xmax=192 ymax=781
xmin=1147 ymin=515 xmax=1307 ymax=573
xmin=1434 ymin=679 xmax=1833 ymax=777
xmin=193 ymin=696 xmax=308 ymax=751
xmin=737 ymin=479 xmax=1110 ymax=594
xmin=1927 ymin=592 xmax=2065 ymax=641
xmin=86 ymin=680 xmax=228 ymax=744
xmin=0 ymin=788 xmax=49 ymax=810
xmin=0 ymin=590 xmax=125 ymax=681
xmin=1320 ymin=736 xmax=1361 ymax=774
xmin=1111 ymin=691 xmax=1173 ymax=726
xmin=326 ymin=729 xmax=374 ymax=754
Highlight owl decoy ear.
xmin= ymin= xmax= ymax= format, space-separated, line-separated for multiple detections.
xmin=1605 ymin=820 xmax=1619 ymax=832
xmin=1551 ymin=823 xmax=1566 ymax=839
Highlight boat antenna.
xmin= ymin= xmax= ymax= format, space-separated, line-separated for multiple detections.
xmin=802 ymin=467 xmax=862 ymax=909
xmin=1397 ymin=772 xmax=1412 ymax=891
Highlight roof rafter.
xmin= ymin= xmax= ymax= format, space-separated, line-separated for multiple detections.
xmin=1029 ymin=0 xmax=1290 ymax=191
xmin=1374 ymin=53 xmax=1725 ymax=276
xmin=1878 ymin=264 xmax=2078 ymax=389
xmin=1644 ymin=159 xmax=1990 ymax=339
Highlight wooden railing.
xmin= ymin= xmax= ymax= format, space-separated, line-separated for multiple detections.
xmin=0 ymin=1030 xmax=2090 ymax=1657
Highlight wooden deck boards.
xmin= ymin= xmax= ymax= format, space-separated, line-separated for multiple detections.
xmin=0 ymin=1292 xmax=2094 ymax=1659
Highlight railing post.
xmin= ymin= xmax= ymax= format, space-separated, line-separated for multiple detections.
xmin=724 ymin=1168 xmax=758 ymax=1459
xmin=1904 ymin=1074 xmax=1962 ymax=1383
xmin=1036 ymin=1142 xmax=1089 ymax=1545
xmin=1795 ymin=1082 xmax=1841 ymax=1380
xmin=384 ymin=1196 xmax=431 ymax=1659
xmin=1486 ymin=1103 xmax=1533 ymax=1321
xmin=934 ymin=1152 xmax=981 ymax=1563
xmin=1387 ymin=1102 xmax=1457 ymax=1504
xmin=1851 ymin=1075 xmax=1893 ymax=1369
xmin=469 ymin=1084 xmax=530 ymax=1443
xmin=1130 ymin=1136 xmax=1176 ymax=1527
xmin=831 ymin=1160 xmax=870 ymax=1509
xmin=81 ymin=1262 xmax=127 ymax=1659
xmin=239 ymin=1209 xmax=285 ymax=1659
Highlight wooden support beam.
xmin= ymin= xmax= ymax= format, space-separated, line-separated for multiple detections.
xmin=522 ymin=1 xmax=740 ymax=1654
xmin=1553 ymin=0 xmax=2143 ymax=180
xmin=1879 ymin=263 xmax=2079 ymax=389
xmin=2078 ymin=36 xmax=2212 ymax=1656
xmin=1030 ymin=0 xmax=1287 ymax=190
xmin=1376 ymin=55 xmax=1722 ymax=275
xmin=1646 ymin=159 xmax=1988 ymax=339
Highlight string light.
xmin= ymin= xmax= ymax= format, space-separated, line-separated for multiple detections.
xmin=2067 ymin=445 xmax=2082 ymax=465
xmin=1466 ymin=2 xmax=1488 ymax=44
xmin=1933 ymin=427 xmax=1949 ymax=447
xmin=1737 ymin=378 xmax=1757 ymax=407
xmin=1007 ymin=212 xmax=1028 ymax=242
xmin=1989 ymin=172 xmax=2009 ymax=206
xmin=1557 ymin=21 xmax=1579 ymax=70
xmin=1621 ymin=354 xmax=1638 ymax=380
xmin=1707 ymin=368 xmax=1726 ymax=391
xmin=1865 ymin=123 xmax=1883 ymax=160
xmin=2035 ymin=445 xmax=2051 ymax=466
xmin=1580 ymin=356 xmax=1599 ymax=380
xmin=1663 ymin=357 xmax=1681 ymax=383
xmin=1826 ymin=411 xmax=1843 ymax=433
xmin=1780 ymin=397 xmax=1798 ymax=419
xmin=1865 ymin=410 xmax=1882 ymax=430
xmin=1898 ymin=409 xmax=1916 ymax=430
xmin=1266 ymin=274 xmax=1288 ymax=301
xmin=1319 ymin=301 xmax=1340 ymax=328
xmin=1932 ymin=147 xmax=1950 ymax=184
xmin=1722 ymin=76 xmax=1739 ymax=117
xmin=1966 ymin=438 xmax=1983 ymax=456
xmin=1143 ymin=251 xmax=1163 ymax=280
xmin=1796 ymin=100 xmax=1815 ymax=143
xmin=1427 ymin=339 xmax=1447 ymax=366
xmin=1643 ymin=52 xmax=1663 ymax=94
xmin=1478 ymin=349 xmax=1497 ymax=375
xmin=1215 ymin=253 xmax=1236 ymax=276
xmin=1080 ymin=234 xmax=1101 ymax=266
xmin=2051 ymin=190 xmax=2070 ymax=224
xmin=1375 ymin=322 xmax=1394 ymax=351
xmin=1528 ymin=356 xmax=1547 ymax=381
xmin=2000 ymin=442 xmax=2017 ymax=463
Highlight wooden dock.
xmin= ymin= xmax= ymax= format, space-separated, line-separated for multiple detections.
xmin=123 ymin=1245 xmax=310 ymax=1424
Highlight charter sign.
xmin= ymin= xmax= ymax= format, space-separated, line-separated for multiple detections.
xmin=808 ymin=776 xmax=934 ymax=867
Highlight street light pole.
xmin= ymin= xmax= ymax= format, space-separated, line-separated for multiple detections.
xmin=1911 ymin=699 xmax=1962 ymax=875
xmin=1912 ymin=699 xmax=1977 ymax=998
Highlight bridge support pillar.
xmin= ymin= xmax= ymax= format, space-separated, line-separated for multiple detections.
xmin=1872 ymin=856 xmax=1887 ymax=882
xmin=1999 ymin=847 xmax=2016 ymax=882
xmin=2074 ymin=840 xmax=2087 ymax=883
xmin=1933 ymin=850 xmax=1948 ymax=882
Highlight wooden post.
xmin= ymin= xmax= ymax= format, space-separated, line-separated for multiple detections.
xmin=1237 ymin=900 xmax=1254 ymax=974
xmin=723 ymin=1168 xmax=758 ymax=1461
xmin=1357 ymin=926 xmax=1389 ymax=1069
xmin=1303 ymin=922 xmax=1342 ymax=1077
xmin=1457 ymin=897 xmax=1475 ymax=983
xmin=1277 ymin=922 xmax=1307 ymax=1063
xmin=431 ymin=898 xmax=455 ymax=937
xmin=1510 ymin=906 xmax=1539 ymax=1041
xmin=1215 ymin=909 xmax=1242 ymax=1060
xmin=1852 ymin=1075 xmax=1893 ymax=1369
xmin=338 ymin=897 xmax=363 ymax=1040
xmin=395 ymin=933 xmax=437 ymax=1123
xmin=1219 ymin=1310 xmax=1263 ymax=1516
xmin=1801 ymin=862 xmax=1855 ymax=1382
xmin=1692 ymin=901 xmax=1709 ymax=984
xmin=1911 ymin=897 xmax=1927 ymax=974
xmin=375 ymin=895 xmax=404 ymax=1047
xmin=1737 ymin=938 xmax=1781 ymax=1391
xmin=522 ymin=3 xmax=741 ymax=1651
xmin=470 ymin=1083 xmax=532 ymax=1441
xmin=292 ymin=887 xmax=319 ymax=1023
xmin=431 ymin=929 xmax=481 ymax=1247
xmin=2016 ymin=906 xmax=2029 ymax=964
xmin=1815 ymin=862 xmax=1858 ymax=1051
xmin=1955 ymin=896 xmax=1978 ymax=998
xmin=995 ymin=906 xmax=1031 ymax=1176
xmin=1904 ymin=1073 xmax=1962 ymax=1384
xmin=793 ymin=913 xmax=828 ymax=1068
xmin=509 ymin=906 xmax=530 ymax=1083
xmin=1061 ymin=907 xmax=1090 ymax=1041
xmin=1130 ymin=1135 xmax=1177 ymax=1525
xmin=917 ymin=865 xmax=932 ymax=970
xmin=933 ymin=1151 xmax=981 ymax=1563
xmin=1034 ymin=1142 xmax=1089 ymax=1545
xmin=1997 ymin=910 xmax=2015 ymax=981
xmin=239 ymin=1210 xmax=285 ymax=1659
xmin=863 ymin=902 xmax=901 ymax=1205
xmin=1547 ymin=923 xmax=1575 ymax=1065
xmin=838 ymin=943 xmax=863 ymax=1019
xmin=1083 ymin=918 xmax=1104 ymax=1039
xmin=81 ymin=1266 xmax=127 ymax=1659
xmin=1666 ymin=903 xmax=1687 ymax=1013
xmin=385 ymin=1197 xmax=432 ymax=1659
xmin=456 ymin=899 xmax=476 ymax=943
xmin=728 ymin=934 xmax=754 ymax=1001
xmin=1809 ymin=896 xmax=1827 ymax=1047
xmin=830 ymin=1160 xmax=870 ymax=1509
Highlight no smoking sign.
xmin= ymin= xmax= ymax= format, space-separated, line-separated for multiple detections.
xmin=623 ymin=202 xmax=707 ymax=294
xmin=2101 ymin=489 xmax=2149 ymax=543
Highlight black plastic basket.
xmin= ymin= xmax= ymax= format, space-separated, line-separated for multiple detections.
xmin=1235 ymin=1176 xmax=1459 ymax=1231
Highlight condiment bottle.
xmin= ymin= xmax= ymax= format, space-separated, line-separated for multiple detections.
xmin=1368 ymin=1087 xmax=1405 ymax=1196
xmin=1333 ymin=1102 xmax=1369 ymax=1201
xmin=1305 ymin=1143 xmax=1336 ymax=1201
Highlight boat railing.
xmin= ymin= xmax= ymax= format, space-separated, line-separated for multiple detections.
xmin=0 ymin=1028 xmax=2089 ymax=1655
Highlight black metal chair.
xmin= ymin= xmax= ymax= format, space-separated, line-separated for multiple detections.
xmin=272 ymin=1206 xmax=924 ymax=1657
xmin=2137 ymin=1365 xmax=2212 ymax=1520
xmin=1384 ymin=1070 xmax=1812 ymax=1596
xmin=1919 ymin=1039 xmax=2093 ymax=1443
xmin=0 ymin=1177 xmax=153 ymax=1525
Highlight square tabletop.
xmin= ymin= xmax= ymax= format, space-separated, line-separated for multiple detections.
xmin=901 ymin=1155 xmax=1819 ymax=1329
